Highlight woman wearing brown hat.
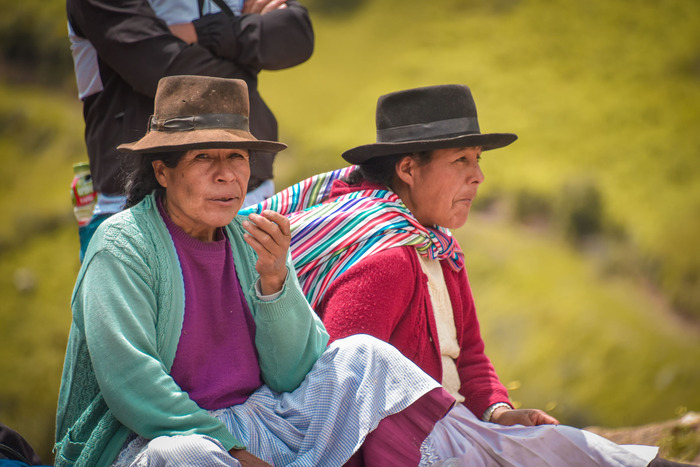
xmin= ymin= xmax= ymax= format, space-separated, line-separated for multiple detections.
xmin=247 ymin=84 xmax=684 ymax=466
xmin=54 ymin=76 xmax=466 ymax=467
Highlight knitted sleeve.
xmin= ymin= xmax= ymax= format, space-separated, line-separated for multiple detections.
xmin=225 ymin=218 xmax=329 ymax=394
xmin=249 ymin=260 xmax=330 ymax=393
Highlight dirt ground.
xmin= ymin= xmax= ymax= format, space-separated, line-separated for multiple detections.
xmin=586 ymin=412 xmax=700 ymax=465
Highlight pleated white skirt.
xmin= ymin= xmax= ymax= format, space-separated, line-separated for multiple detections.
xmin=421 ymin=403 xmax=656 ymax=466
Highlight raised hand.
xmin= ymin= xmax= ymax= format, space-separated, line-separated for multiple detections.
xmin=243 ymin=210 xmax=290 ymax=295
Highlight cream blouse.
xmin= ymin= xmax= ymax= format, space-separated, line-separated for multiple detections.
xmin=417 ymin=252 xmax=465 ymax=403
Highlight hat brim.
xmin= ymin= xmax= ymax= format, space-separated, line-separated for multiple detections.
xmin=341 ymin=132 xmax=517 ymax=164
xmin=117 ymin=128 xmax=287 ymax=154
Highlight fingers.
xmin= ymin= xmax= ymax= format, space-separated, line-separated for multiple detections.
xmin=168 ymin=22 xmax=197 ymax=44
xmin=535 ymin=410 xmax=560 ymax=426
xmin=258 ymin=210 xmax=291 ymax=237
xmin=516 ymin=412 xmax=535 ymax=426
xmin=259 ymin=0 xmax=287 ymax=14
xmin=243 ymin=211 xmax=290 ymax=294
xmin=243 ymin=211 xmax=290 ymax=247
xmin=242 ymin=0 xmax=288 ymax=15
xmin=493 ymin=408 xmax=558 ymax=427
xmin=526 ymin=409 xmax=559 ymax=426
xmin=229 ymin=448 xmax=274 ymax=467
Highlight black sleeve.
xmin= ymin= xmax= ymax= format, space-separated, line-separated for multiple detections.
xmin=68 ymin=0 xmax=256 ymax=98
xmin=193 ymin=0 xmax=314 ymax=72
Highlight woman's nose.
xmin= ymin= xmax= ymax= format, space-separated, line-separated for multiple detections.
xmin=470 ymin=165 xmax=485 ymax=185
xmin=215 ymin=160 xmax=238 ymax=182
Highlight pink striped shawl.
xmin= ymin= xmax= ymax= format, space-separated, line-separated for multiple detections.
xmin=240 ymin=166 xmax=464 ymax=309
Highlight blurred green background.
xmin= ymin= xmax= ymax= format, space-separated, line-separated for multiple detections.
xmin=1 ymin=0 xmax=699 ymax=462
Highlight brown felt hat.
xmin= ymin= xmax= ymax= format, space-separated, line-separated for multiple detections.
xmin=118 ymin=75 xmax=287 ymax=154
xmin=342 ymin=84 xmax=517 ymax=164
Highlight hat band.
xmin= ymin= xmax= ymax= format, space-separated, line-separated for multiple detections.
xmin=149 ymin=113 xmax=249 ymax=132
xmin=376 ymin=117 xmax=479 ymax=143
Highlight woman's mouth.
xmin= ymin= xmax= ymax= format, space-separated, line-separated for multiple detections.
xmin=210 ymin=196 xmax=239 ymax=204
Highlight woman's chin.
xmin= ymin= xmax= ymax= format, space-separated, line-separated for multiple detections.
xmin=443 ymin=213 xmax=470 ymax=230
xmin=206 ymin=212 xmax=240 ymax=229
xmin=208 ymin=200 xmax=243 ymax=219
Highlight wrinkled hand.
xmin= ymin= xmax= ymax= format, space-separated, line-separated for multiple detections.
xmin=491 ymin=407 xmax=560 ymax=426
xmin=243 ymin=211 xmax=290 ymax=295
xmin=168 ymin=22 xmax=197 ymax=44
xmin=229 ymin=448 xmax=273 ymax=467
xmin=242 ymin=0 xmax=288 ymax=15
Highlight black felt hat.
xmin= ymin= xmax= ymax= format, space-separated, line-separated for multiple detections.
xmin=342 ymin=84 xmax=517 ymax=164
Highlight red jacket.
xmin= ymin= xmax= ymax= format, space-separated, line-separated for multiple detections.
xmin=317 ymin=245 xmax=510 ymax=419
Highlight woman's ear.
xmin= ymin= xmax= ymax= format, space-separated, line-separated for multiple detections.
xmin=152 ymin=160 xmax=168 ymax=188
xmin=395 ymin=155 xmax=417 ymax=187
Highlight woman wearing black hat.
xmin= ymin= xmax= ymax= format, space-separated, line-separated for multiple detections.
xmin=54 ymin=76 xmax=467 ymax=467
xmin=247 ymin=84 xmax=687 ymax=466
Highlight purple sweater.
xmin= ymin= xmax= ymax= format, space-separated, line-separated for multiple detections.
xmin=159 ymin=200 xmax=263 ymax=410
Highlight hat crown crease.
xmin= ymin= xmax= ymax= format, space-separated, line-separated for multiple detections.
xmin=376 ymin=117 xmax=480 ymax=143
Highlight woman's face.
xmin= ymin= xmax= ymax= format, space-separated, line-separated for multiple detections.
xmin=399 ymin=146 xmax=484 ymax=229
xmin=153 ymin=148 xmax=250 ymax=242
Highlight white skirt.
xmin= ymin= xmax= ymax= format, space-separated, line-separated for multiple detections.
xmin=420 ymin=403 xmax=657 ymax=466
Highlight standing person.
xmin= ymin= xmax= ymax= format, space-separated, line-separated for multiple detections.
xmin=67 ymin=0 xmax=314 ymax=260
xmin=243 ymin=84 xmax=687 ymax=466
xmin=54 ymin=76 xmax=457 ymax=467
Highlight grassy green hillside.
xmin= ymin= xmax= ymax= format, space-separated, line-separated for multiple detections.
xmin=462 ymin=209 xmax=700 ymax=428
xmin=1 ymin=0 xmax=699 ymax=461
xmin=0 ymin=82 xmax=84 ymax=461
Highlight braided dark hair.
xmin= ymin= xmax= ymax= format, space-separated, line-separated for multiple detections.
xmin=122 ymin=150 xmax=186 ymax=208
xmin=343 ymin=150 xmax=433 ymax=189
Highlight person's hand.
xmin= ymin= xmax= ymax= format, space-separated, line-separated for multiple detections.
xmin=242 ymin=0 xmax=288 ymax=15
xmin=243 ymin=211 xmax=290 ymax=295
xmin=168 ymin=22 xmax=198 ymax=44
xmin=490 ymin=406 xmax=560 ymax=426
xmin=229 ymin=448 xmax=273 ymax=467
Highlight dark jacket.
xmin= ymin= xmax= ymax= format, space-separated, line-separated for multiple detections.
xmin=67 ymin=0 xmax=314 ymax=195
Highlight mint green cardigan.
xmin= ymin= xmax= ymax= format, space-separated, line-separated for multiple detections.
xmin=54 ymin=194 xmax=329 ymax=467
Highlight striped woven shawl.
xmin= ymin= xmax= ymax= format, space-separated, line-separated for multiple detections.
xmin=240 ymin=166 xmax=464 ymax=309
